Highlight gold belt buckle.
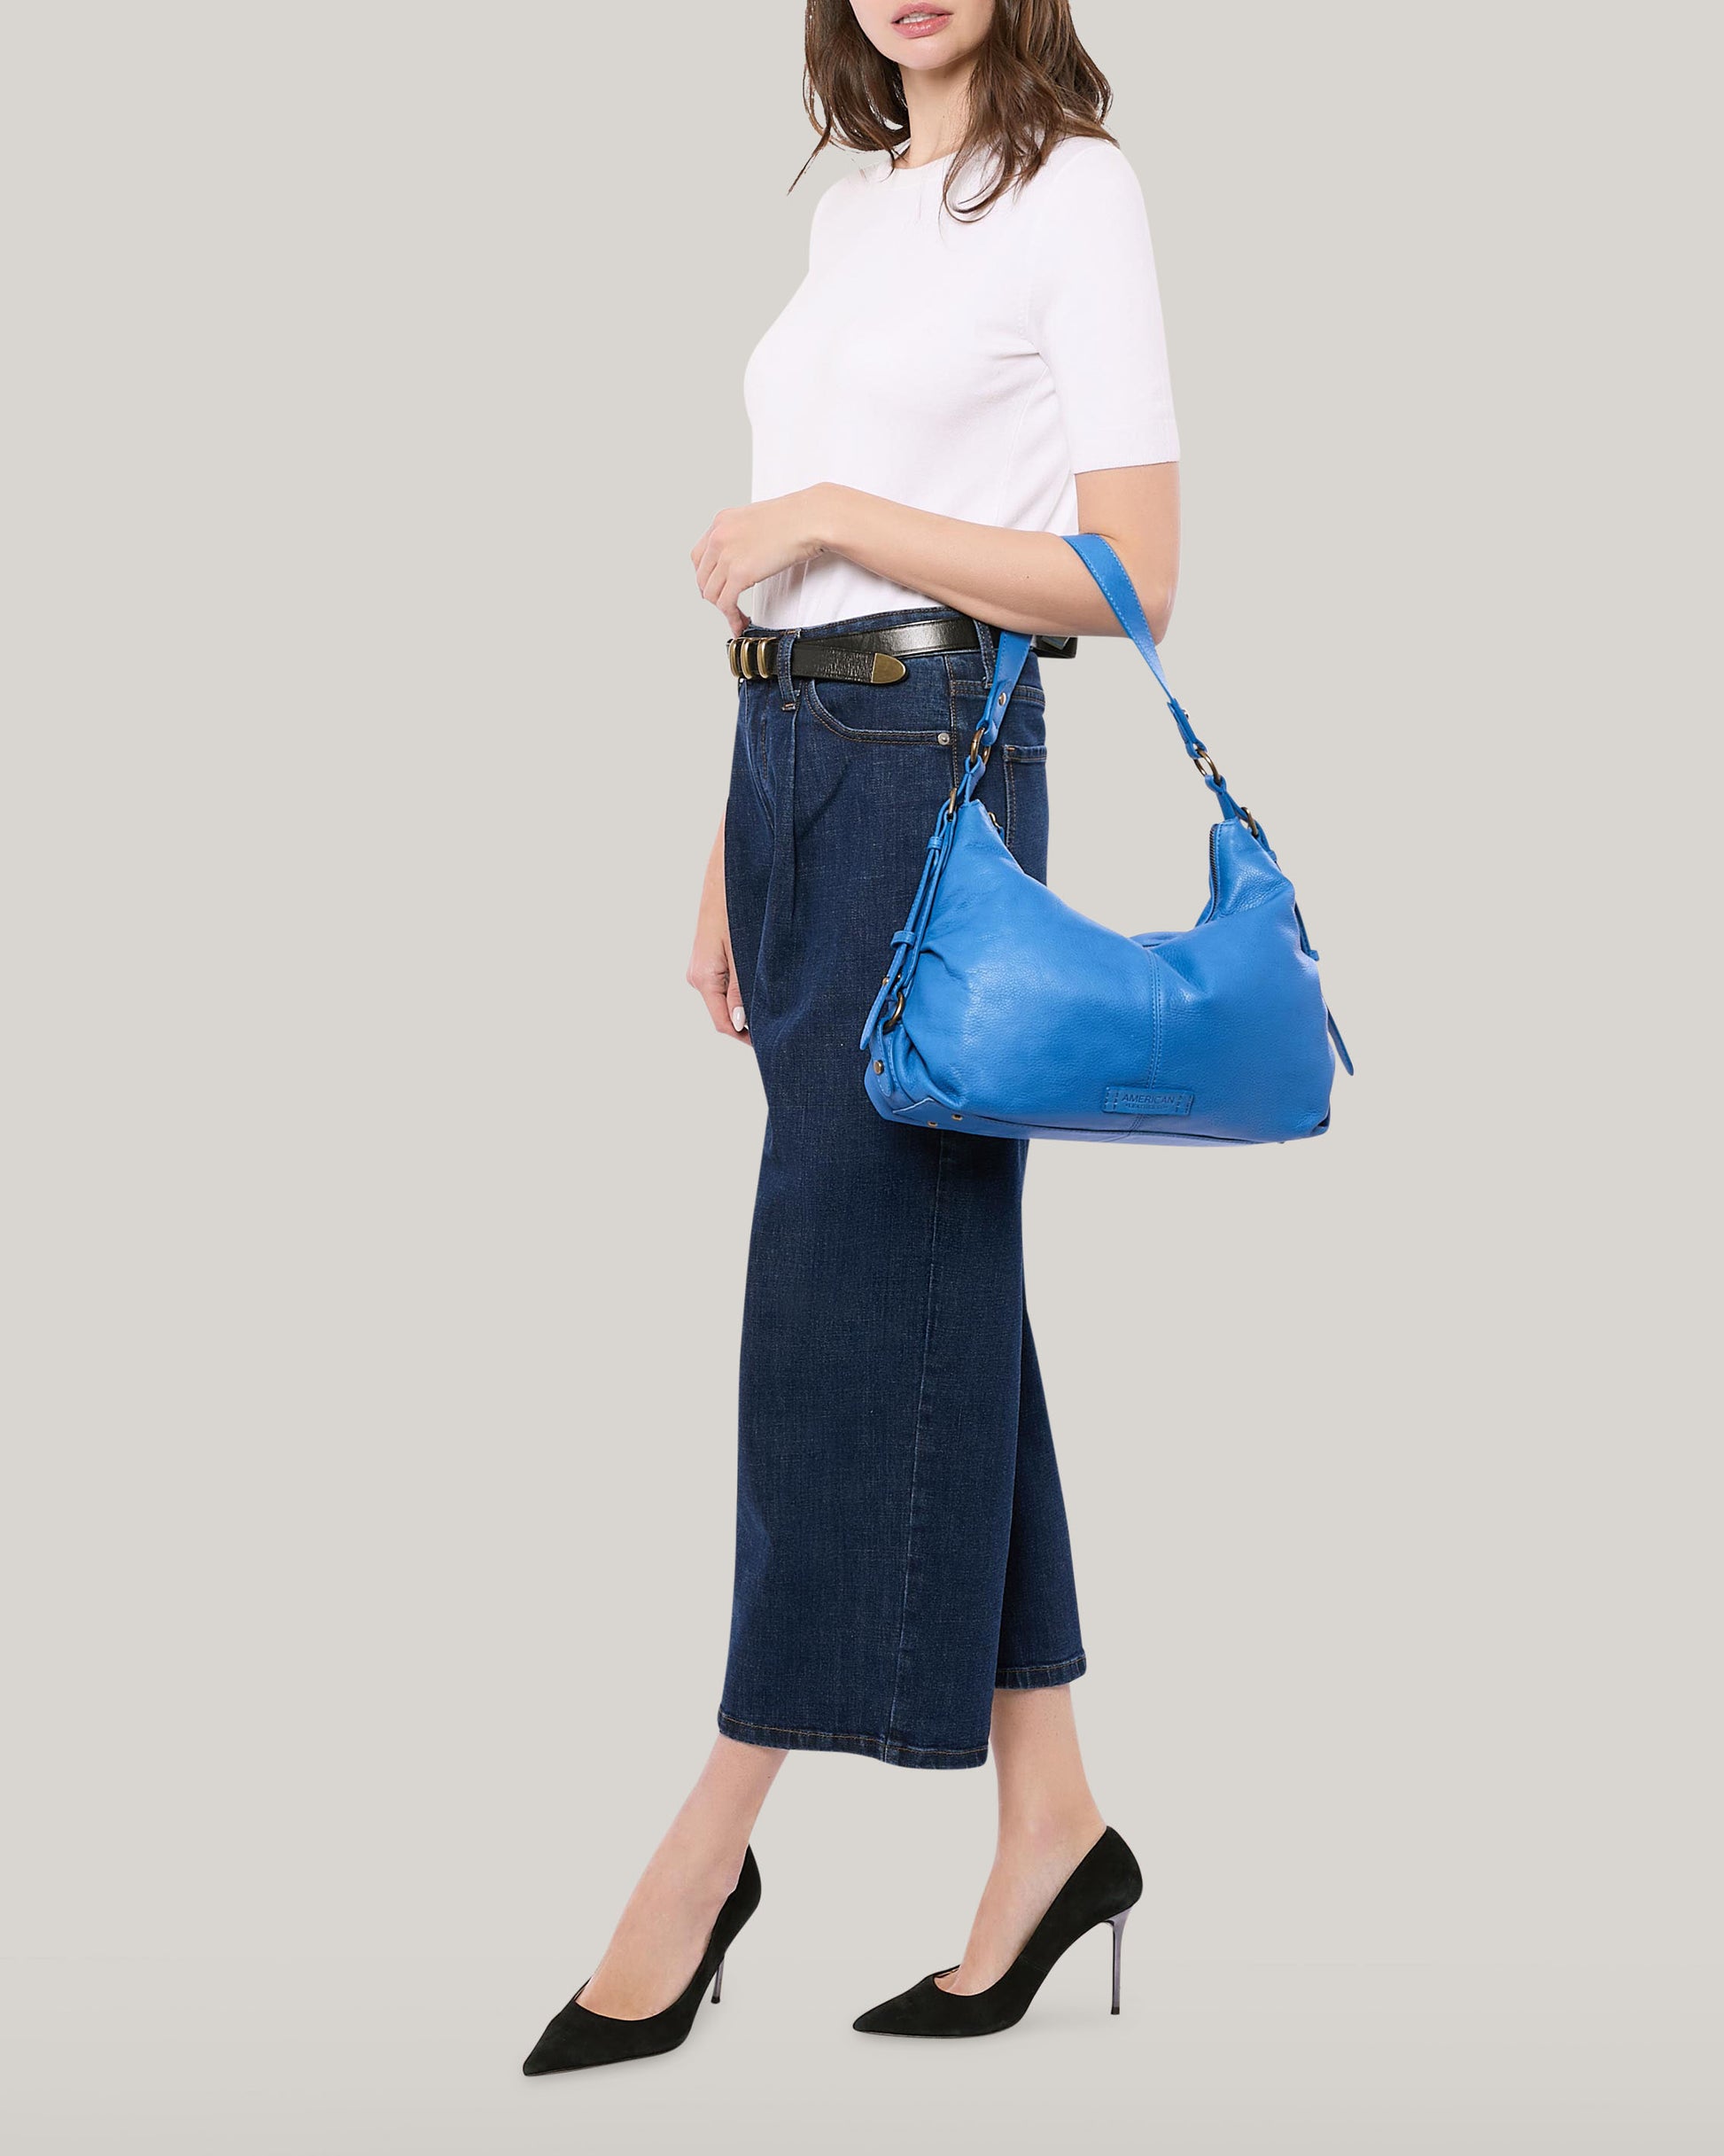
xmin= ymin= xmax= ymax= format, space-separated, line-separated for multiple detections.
xmin=728 ymin=634 xmax=777 ymax=682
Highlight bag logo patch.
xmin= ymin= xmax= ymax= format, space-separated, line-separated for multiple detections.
xmin=1104 ymin=1086 xmax=1193 ymax=1117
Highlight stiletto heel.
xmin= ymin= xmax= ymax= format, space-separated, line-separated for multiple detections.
xmin=853 ymin=1826 xmax=1144 ymax=2040
xmin=523 ymin=1848 xmax=760 ymax=2075
xmin=1108 ymin=1909 xmax=1129 ymax=2014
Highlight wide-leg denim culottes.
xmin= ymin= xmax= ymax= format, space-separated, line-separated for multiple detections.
xmin=718 ymin=608 xmax=1084 ymax=1771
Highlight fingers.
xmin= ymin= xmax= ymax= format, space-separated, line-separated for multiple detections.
xmin=705 ymin=985 xmax=749 ymax=1040
xmin=687 ymin=954 xmax=750 ymax=1045
xmin=693 ymin=526 xmax=726 ymax=599
xmin=722 ymin=927 xmax=748 ymax=1034
xmin=701 ymin=551 xmax=745 ymax=619
xmin=688 ymin=814 xmax=748 ymax=1042
xmin=699 ymin=561 xmax=748 ymax=636
xmin=692 ymin=513 xmax=755 ymax=634
xmin=699 ymin=549 xmax=741 ymax=625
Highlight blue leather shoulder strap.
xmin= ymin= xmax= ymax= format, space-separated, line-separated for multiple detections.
xmin=1060 ymin=532 xmax=1348 ymax=1062
xmin=1064 ymin=532 xmax=1181 ymax=704
xmin=972 ymin=631 xmax=1034 ymax=765
xmin=974 ymin=532 xmax=1270 ymax=834
xmin=1060 ymin=532 xmax=1248 ymax=827
xmin=898 ymin=541 xmax=1352 ymax=1078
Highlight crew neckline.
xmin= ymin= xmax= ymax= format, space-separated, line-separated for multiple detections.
xmin=881 ymin=148 xmax=957 ymax=182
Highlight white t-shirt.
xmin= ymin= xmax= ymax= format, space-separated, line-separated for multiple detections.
xmin=742 ymin=136 xmax=1179 ymax=630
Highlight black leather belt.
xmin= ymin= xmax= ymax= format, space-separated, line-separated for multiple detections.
xmin=727 ymin=619 xmax=1076 ymax=687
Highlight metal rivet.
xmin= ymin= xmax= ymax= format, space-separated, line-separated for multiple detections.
xmin=951 ymin=1112 xmax=962 ymax=1120
xmin=937 ymin=732 xmax=950 ymax=745
xmin=927 ymin=1120 xmax=937 ymax=1127
xmin=997 ymin=691 xmax=1006 ymax=706
xmin=874 ymin=1061 xmax=883 ymax=1074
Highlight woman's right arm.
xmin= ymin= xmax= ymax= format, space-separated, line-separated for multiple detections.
xmin=687 ymin=813 xmax=749 ymax=1044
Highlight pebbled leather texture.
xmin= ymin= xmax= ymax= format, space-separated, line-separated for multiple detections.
xmin=859 ymin=536 xmax=1348 ymax=1147
xmin=732 ymin=615 xmax=980 ymax=687
xmin=734 ymin=619 xmax=1077 ymax=688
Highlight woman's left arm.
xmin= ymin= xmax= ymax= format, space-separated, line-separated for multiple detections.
xmin=690 ymin=461 xmax=1179 ymax=647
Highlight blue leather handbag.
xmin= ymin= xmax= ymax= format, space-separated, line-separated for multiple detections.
xmin=859 ymin=533 xmax=1351 ymax=1146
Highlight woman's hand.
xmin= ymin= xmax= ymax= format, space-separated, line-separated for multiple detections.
xmin=688 ymin=471 xmax=1179 ymax=643
xmin=688 ymin=813 xmax=749 ymax=1045
xmin=691 ymin=487 xmax=831 ymax=635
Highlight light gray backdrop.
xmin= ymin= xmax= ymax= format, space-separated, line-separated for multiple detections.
xmin=3 ymin=3 xmax=1716 ymax=2152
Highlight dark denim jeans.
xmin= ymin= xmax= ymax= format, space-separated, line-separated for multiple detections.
xmin=718 ymin=607 xmax=1084 ymax=1770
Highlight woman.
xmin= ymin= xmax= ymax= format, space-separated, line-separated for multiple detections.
xmin=524 ymin=0 xmax=1179 ymax=2072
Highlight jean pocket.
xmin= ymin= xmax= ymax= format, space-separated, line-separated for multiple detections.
xmin=947 ymin=647 xmax=1045 ymax=715
xmin=1000 ymin=744 xmax=1048 ymax=878
xmin=803 ymin=671 xmax=957 ymax=745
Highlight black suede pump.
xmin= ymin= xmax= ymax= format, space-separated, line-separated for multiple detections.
xmin=852 ymin=1826 xmax=1141 ymax=2039
xmin=522 ymin=1847 xmax=761 ymax=2075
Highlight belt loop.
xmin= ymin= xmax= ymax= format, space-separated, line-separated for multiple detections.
xmin=975 ymin=617 xmax=997 ymax=674
xmin=775 ymin=628 xmax=796 ymax=710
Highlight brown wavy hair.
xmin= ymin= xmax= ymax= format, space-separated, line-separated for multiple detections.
xmin=798 ymin=0 xmax=1114 ymax=219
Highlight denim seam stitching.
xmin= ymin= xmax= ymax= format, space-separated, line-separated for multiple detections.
xmin=804 ymin=676 xmax=955 ymax=745
xmin=717 ymin=1709 xmax=985 ymax=1759
xmin=951 ymin=684 xmax=1045 ymax=708
xmin=884 ymin=1130 xmax=948 ymax=1751
xmin=995 ymin=1654 xmax=1087 ymax=1678
xmin=744 ymin=696 xmax=773 ymax=834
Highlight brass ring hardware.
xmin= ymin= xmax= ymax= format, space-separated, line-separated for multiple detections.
xmin=1239 ymin=805 xmax=1262 ymax=837
xmin=1192 ymin=749 xmax=1222 ymax=783
xmin=729 ymin=636 xmax=779 ymax=682
xmin=882 ymin=987 xmax=905 ymax=1033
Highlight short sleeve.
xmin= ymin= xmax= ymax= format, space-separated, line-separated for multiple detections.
xmin=807 ymin=169 xmax=863 ymax=270
xmin=1025 ymin=142 xmax=1179 ymax=471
